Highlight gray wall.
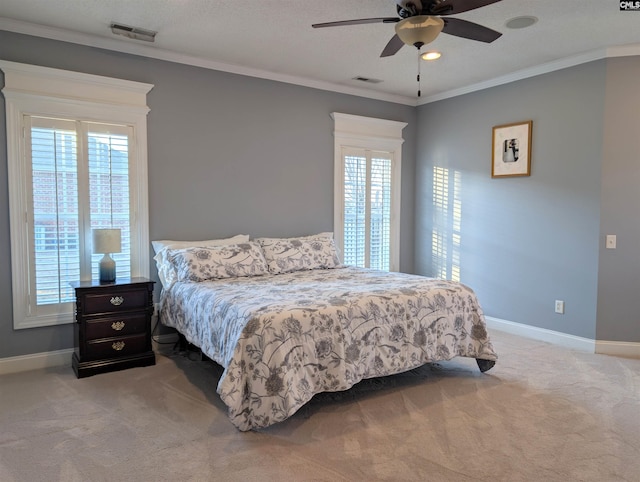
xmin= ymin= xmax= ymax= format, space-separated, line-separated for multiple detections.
xmin=0 ymin=30 xmax=416 ymax=359
xmin=597 ymin=57 xmax=640 ymax=342
xmin=417 ymin=57 xmax=640 ymax=343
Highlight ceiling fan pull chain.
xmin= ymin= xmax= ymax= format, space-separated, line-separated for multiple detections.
xmin=417 ymin=47 xmax=422 ymax=97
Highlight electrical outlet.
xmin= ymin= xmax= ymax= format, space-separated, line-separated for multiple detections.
xmin=555 ymin=300 xmax=565 ymax=314
xmin=606 ymin=235 xmax=617 ymax=249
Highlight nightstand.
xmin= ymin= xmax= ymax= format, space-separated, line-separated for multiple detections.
xmin=71 ymin=277 xmax=156 ymax=378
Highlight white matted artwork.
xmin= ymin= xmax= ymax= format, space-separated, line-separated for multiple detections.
xmin=491 ymin=120 xmax=532 ymax=178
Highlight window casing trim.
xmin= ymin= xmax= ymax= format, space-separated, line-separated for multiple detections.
xmin=331 ymin=112 xmax=407 ymax=272
xmin=1 ymin=60 xmax=153 ymax=329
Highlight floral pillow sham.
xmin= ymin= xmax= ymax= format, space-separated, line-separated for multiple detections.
xmin=256 ymin=235 xmax=343 ymax=274
xmin=168 ymin=242 xmax=269 ymax=282
xmin=152 ymin=234 xmax=250 ymax=288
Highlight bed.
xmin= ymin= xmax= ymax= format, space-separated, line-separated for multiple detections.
xmin=155 ymin=234 xmax=498 ymax=431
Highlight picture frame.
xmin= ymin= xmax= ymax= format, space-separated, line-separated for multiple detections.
xmin=491 ymin=120 xmax=532 ymax=178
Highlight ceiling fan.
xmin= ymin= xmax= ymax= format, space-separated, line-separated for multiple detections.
xmin=312 ymin=0 xmax=503 ymax=57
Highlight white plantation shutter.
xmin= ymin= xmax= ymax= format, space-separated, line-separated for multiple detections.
xmin=87 ymin=123 xmax=132 ymax=282
xmin=342 ymin=149 xmax=392 ymax=270
xmin=343 ymin=152 xmax=367 ymax=267
xmin=29 ymin=118 xmax=80 ymax=305
xmin=370 ymin=155 xmax=391 ymax=270
xmin=27 ymin=117 xmax=133 ymax=310
xmin=332 ymin=113 xmax=405 ymax=273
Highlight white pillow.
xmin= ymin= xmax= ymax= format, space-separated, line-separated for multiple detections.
xmin=167 ymin=242 xmax=269 ymax=282
xmin=152 ymin=234 xmax=250 ymax=288
xmin=256 ymin=234 xmax=342 ymax=274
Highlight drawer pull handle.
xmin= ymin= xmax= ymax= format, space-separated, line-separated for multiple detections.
xmin=110 ymin=296 xmax=124 ymax=306
xmin=112 ymin=341 xmax=125 ymax=351
xmin=111 ymin=321 xmax=125 ymax=331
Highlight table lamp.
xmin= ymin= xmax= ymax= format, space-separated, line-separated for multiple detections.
xmin=93 ymin=228 xmax=121 ymax=283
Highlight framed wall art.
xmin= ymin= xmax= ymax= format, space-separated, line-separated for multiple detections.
xmin=491 ymin=120 xmax=532 ymax=178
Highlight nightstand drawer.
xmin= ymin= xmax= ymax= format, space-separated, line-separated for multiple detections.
xmin=85 ymin=314 xmax=148 ymax=340
xmin=82 ymin=289 xmax=148 ymax=315
xmin=85 ymin=334 xmax=148 ymax=361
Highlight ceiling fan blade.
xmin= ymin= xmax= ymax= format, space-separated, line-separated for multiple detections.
xmin=312 ymin=17 xmax=399 ymax=28
xmin=442 ymin=17 xmax=501 ymax=43
xmin=380 ymin=34 xmax=405 ymax=57
xmin=428 ymin=0 xmax=502 ymax=16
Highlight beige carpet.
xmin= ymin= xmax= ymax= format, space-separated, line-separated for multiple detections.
xmin=1 ymin=330 xmax=639 ymax=482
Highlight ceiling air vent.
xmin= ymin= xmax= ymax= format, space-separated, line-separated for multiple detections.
xmin=110 ymin=22 xmax=157 ymax=42
xmin=352 ymin=76 xmax=383 ymax=84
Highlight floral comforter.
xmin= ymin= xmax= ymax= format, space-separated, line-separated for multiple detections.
xmin=159 ymin=267 xmax=498 ymax=431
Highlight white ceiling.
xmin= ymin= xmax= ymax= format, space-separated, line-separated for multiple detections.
xmin=1 ymin=0 xmax=640 ymax=105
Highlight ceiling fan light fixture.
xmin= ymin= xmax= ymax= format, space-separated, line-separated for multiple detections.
xmin=395 ymin=16 xmax=444 ymax=49
xmin=421 ymin=51 xmax=441 ymax=61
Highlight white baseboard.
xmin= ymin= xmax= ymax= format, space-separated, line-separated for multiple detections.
xmin=595 ymin=340 xmax=640 ymax=359
xmin=0 ymin=335 xmax=179 ymax=376
xmin=486 ymin=316 xmax=596 ymax=352
xmin=486 ymin=316 xmax=640 ymax=358
xmin=0 ymin=348 xmax=74 ymax=376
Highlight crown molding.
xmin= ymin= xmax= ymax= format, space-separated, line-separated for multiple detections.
xmin=0 ymin=17 xmax=416 ymax=106
xmin=2 ymin=17 xmax=639 ymax=108
xmin=419 ymin=43 xmax=640 ymax=105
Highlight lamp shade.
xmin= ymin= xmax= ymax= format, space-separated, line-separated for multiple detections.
xmin=93 ymin=228 xmax=122 ymax=254
xmin=395 ymin=16 xmax=444 ymax=49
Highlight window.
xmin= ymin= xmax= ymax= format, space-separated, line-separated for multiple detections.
xmin=332 ymin=113 xmax=406 ymax=272
xmin=29 ymin=118 xmax=133 ymax=305
xmin=1 ymin=60 xmax=153 ymax=329
xmin=342 ymin=148 xmax=393 ymax=270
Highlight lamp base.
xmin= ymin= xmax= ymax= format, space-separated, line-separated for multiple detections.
xmin=99 ymin=253 xmax=116 ymax=283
